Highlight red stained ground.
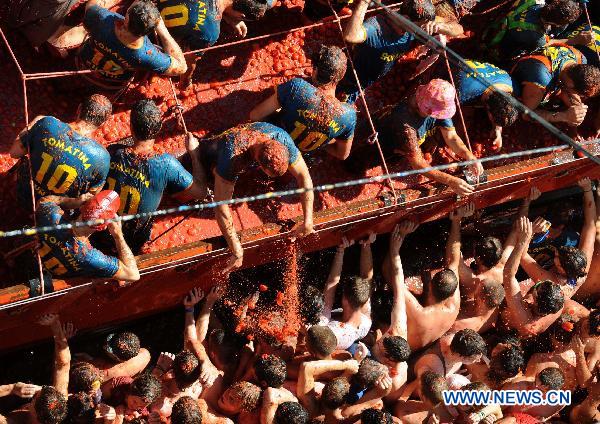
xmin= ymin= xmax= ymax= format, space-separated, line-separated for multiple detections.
xmin=0 ymin=0 xmax=577 ymax=254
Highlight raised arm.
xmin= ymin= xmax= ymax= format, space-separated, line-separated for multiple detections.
xmin=574 ymin=335 xmax=594 ymax=388
xmin=503 ymin=217 xmax=535 ymax=331
xmin=447 ymin=203 xmax=474 ymax=276
xmin=214 ymin=174 xmax=243 ymax=273
xmin=323 ymin=237 xmax=353 ymax=320
xmin=196 ymin=286 xmax=223 ymax=343
xmin=155 ymin=19 xmax=187 ymax=76
xmin=577 ymin=178 xmax=597 ymax=270
xmin=183 ymin=287 xmax=206 ymax=345
xmin=343 ymin=0 xmax=369 ymax=44
xmin=359 ymin=233 xmax=376 ymax=281
xmin=108 ymin=221 xmax=140 ymax=282
xmin=249 ymin=91 xmax=281 ymax=122
xmin=39 ymin=314 xmax=73 ymax=396
xmin=288 ymin=156 xmax=314 ymax=238
xmin=104 ymin=349 xmax=151 ymax=381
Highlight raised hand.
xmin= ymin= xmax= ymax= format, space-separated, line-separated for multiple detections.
xmin=206 ymin=285 xmax=224 ymax=304
xmin=38 ymin=314 xmax=59 ymax=326
xmin=515 ymin=216 xmax=533 ymax=241
xmin=398 ymin=220 xmax=419 ymax=236
xmin=183 ymin=287 xmax=205 ymax=308
xmin=450 ymin=202 xmax=475 ymax=221
xmin=359 ymin=232 xmax=377 ymax=246
xmin=156 ymin=352 xmax=175 ymax=373
xmin=578 ymin=177 xmax=592 ymax=192
xmin=527 ymin=187 xmax=541 ymax=202
xmin=199 ymin=361 xmax=219 ymax=387
xmin=532 ymin=216 xmax=550 ymax=234
xmin=337 ymin=236 xmax=354 ymax=252
xmin=62 ymin=322 xmax=77 ymax=339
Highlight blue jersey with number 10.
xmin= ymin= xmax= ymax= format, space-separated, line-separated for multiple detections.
xmin=17 ymin=116 xmax=110 ymax=208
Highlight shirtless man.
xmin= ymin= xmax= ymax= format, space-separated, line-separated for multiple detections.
xmin=573 ymin=185 xmax=600 ymax=303
xmin=403 ymin=203 xmax=469 ymax=350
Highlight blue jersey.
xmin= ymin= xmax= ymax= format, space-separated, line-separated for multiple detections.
xmin=277 ymin=78 xmax=357 ymax=152
xmin=511 ymin=45 xmax=586 ymax=99
xmin=105 ymin=146 xmax=194 ymax=216
xmin=207 ymin=122 xmax=300 ymax=182
xmin=341 ymin=15 xmax=415 ymax=102
xmin=376 ymin=103 xmax=454 ymax=153
xmin=158 ymin=0 xmax=221 ymax=54
xmin=36 ymin=200 xmax=120 ymax=278
xmin=561 ymin=22 xmax=600 ymax=66
xmin=80 ymin=5 xmax=172 ymax=81
xmin=456 ymin=60 xmax=514 ymax=104
xmin=17 ymin=117 xmax=110 ymax=208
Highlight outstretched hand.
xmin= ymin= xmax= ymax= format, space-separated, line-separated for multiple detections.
xmin=12 ymin=383 xmax=41 ymax=399
xmin=359 ymin=232 xmax=377 ymax=246
xmin=578 ymin=177 xmax=592 ymax=192
xmin=450 ymin=202 xmax=475 ymax=221
xmin=337 ymin=237 xmax=354 ymax=252
xmin=62 ymin=322 xmax=77 ymax=339
xmin=515 ymin=216 xmax=533 ymax=241
xmin=183 ymin=287 xmax=205 ymax=308
xmin=527 ymin=187 xmax=541 ymax=202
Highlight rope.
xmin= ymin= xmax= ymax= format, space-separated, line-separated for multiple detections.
xmin=328 ymin=2 xmax=398 ymax=199
xmin=166 ymin=77 xmax=188 ymax=133
xmin=1 ymin=139 xmax=598 ymax=239
xmin=582 ymin=2 xmax=600 ymax=65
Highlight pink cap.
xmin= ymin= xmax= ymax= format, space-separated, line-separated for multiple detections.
xmin=415 ymin=79 xmax=456 ymax=120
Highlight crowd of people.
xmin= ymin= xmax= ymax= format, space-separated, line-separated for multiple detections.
xmin=2 ymin=0 xmax=600 ymax=422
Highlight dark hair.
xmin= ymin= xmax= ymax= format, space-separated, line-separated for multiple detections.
xmin=484 ymin=92 xmax=518 ymax=128
xmin=274 ymin=402 xmax=309 ymax=424
xmin=69 ymin=362 xmax=102 ymax=393
xmin=171 ymin=396 xmax=202 ymax=424
xmin=34 ymin=386 xmax=68 ymax=424
xmin=254 ymin=354 xmax=287 ymax=388
xmin=550 ymin=314 xmax=577 ymax=344
xmin=400 ymin=0 xmax=436 ymax=22
xmin=232 ymin=0 xmax=268 ymax=21
xmin=538 ymin=367 xmax=565 ymax=390
xmin=360 ymin=408 xmax=393 ymax=424
xmin=129 ymin=374 xmax=161 ymax=404
xmin=533 ymin=280 xmax=564 ymax=316
xmin=460 ymin=382 xmax=490 ymax=413
xmin=126 ymin=0 xmax=161 ymax=36
xmin=354 ymin=358 xmax=386 ymax=389
xmin=130 ymin=100 xmax=162 ymax=141
xmin=300 ymin=285 xmax=324 ymax=326
xmin=430 ymin=269 xmax=458 ymax=301
xmin=382 ymin=336 xmax=411 ymax=362
xmin=321 ymin=377 xmax=350 ymax=410
xmin=208 ymin=328 xmax=244 ymax=364
xmin=420 ymin=371 xmax=448 ymax=405
xmin=481 ymin=279 xmax=505 ymax=309
xmin=557 ymin=246 xmax=588 ymax=280
xmin=490 ymin=345 xmax=524 ymax=380
xmin=79 ymin=94 xmax=112 ymax=127
xmin=342 ymin=276 xmax=371 ymax=309
xmin=257 ymin=142 xmax=289 ymax=177
xmin=227 ymin=381 xmax=262 ymax=412
xmin=314 ymin=45 xmax=347 ymax=85
xmin=66 ymin=392 xmax=96 ymax=424
xmin=589 ymin=309 xmax=600 ymax=336
xmin=450 ymin=329 xmax=487 ymax=358
xmin=105 ymin=332 xmax=141 ymax=362
xmin=306 ymin=326 xmax=337 ymax=359
xmin=173 ymin=350 xmax=201 ymax=389
xmin=540 ymin=0 xmax=580 ymax=26
xmin=475 ymin=237 xmax=503 ymax=269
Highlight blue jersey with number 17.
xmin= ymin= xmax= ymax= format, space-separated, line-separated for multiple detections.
xmin=158 ymin=0 xmax=221 ymax=54
xmin=105 ymin=145 xmax=194 ymax=216
xmin=17 ymin=116 xmax=110 ymax=208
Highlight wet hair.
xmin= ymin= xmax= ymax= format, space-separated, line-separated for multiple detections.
xmin=171 ymin=396 xmax=202 ymax=424
xmin=481 ymin=279 xmax=505 ymax=309
xmin=382 ymin=336 xmax=411 ymax=362
xmin=69 ymin=362 xmax=103 ymax=393
xmin=565 ymin=64 xmax=600 ymax=98
xmin=484 ymin=92 xmax=518 ymax=128
xmin=420 ymin=371 xmax=448 ymax=405
xmin=314 ymin=45 xmax=347 ymax=85
xmin=532 ymin=280 xmax=564 ymax=316
xmin=79 ymin=94 xmax=112 ymax=127
xmin=474 ymin=237 xmax=503 ymax=269
xmin=306 ymin=325 xmax=337 ymax=359
xmin=66 ymin=392 xmax=96 ymax=424
xmin=400 ymin=0 xmax=436 ymax=22
xmin=173 ymin=350 xmax=201 ymax=389
xmin=257 ymin=141 xmax=289 ymax=177
xmin=300 ymin=285 xmax=325 ymax=325
xmin=360 ymin=408 xmax=393 ymax=424
xmin=232 ymin=0 xmax=268 ymax=21
xmin=130 ymin=100 xmax=162 ymax=141
xmin=550 ymin=314 xmax=577 ymax=344
xmin=354 ymin=358 xmax=386 ymax=389
xmin=450 ymin=329 xmax=487 ymax=358
xmin=540 ymin=0 xmax=580 ymax=26
xmin=538 ymin=367 xmax=565 ymax=390
xmin=321 ymin=377 xmax=350 ymax=410
xmin=274 ymin=402 xmax=309 ymax=424
xmin=254 ymin=354 xmax=287 ymax=388
xmin=126 ymin=0 xmax=161 ymax=36
xmin=208 ymin=328 xmax=244 ymax=364
xmin=460 ymin=382 xmax=490 ymax=413
xmin=557 ymin=246 xmax=588 ymax=280
xmin=227 ymin=381 xmax=262 ymax=412
xmin=342 ymin=276 xmax=371 ymax=309
xmin=430 ymin=268 xmax=458 ymax=301
xmin=490 ymin=345 xmax=524 ymax=380
xmin=589 ymin=309 xmax=600 ymax=336
xmin=34 ymin=386 xmax=68 ymax=424
xmin=129 ymin=373 xmax=161 ymax=404
xmin=104 ymin=332 xmax=141 ymax=362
